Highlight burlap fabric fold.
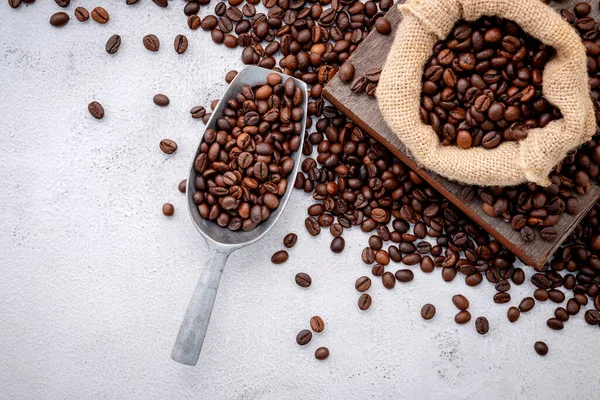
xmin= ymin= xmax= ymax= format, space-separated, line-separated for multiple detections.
xmin=377 ymin=0 xmax=596 ymax=187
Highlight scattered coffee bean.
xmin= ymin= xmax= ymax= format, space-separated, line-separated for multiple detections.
xmin=475 ymin=316 xmax=489 ymax=334
xmin=174 ymin=34 xmax=188 ymax=54
xmin=50 ymin=12 xmax=69 ymax=27
xmin=283 ymin=233 xmax=298 ymax=248
xmin=271 ymin=250 xmax=289 ymax=264
xmin=375 ymin=17 xmax=391 ymax=35
xmin=162 ymin=203 xmax=174 ymax=216
xmin=143 ymin=34 xmax=160 ymax=51
xmin=585 ymin=309 xmax=600 ymax=325
xmin=178 ymin=179 xmax=187 ymax=193
xmin=382 ymin=271 xmax=395 ymax=289
xmin=452 ymin=294 xmax=469 ymax=310
xmin=225 ymin=70 xmax=238 ymax=83
xmin=105 ymin=35 xmax=121 ymax=55
xmin=190 ymin=106 xmax=206 ymax=119
xmin=315 ymin=347 xmax=329 ymax=360
xmin=153 ymin=0 xmax=168 ymax=7
xmin=153 ymin=94 xmax=170 ymax=107
xmin=507 ymin=306 xmax=520 ymax=322
xmin=358 ymin=293 xmax=372 ymax=310
xmin=519 ymin=297 xmax=535 ymax=312
xmin=421 ymin=303 xmax=436 ymax=320
xmin=339 ymin=62 xmax=356 ymax=83
xmin=310 ymin=316 xmax=324 ymax=332
xmin=159 ymin=139 xmax=177 ymax=155
xmin=91 ymin=7 xmax=109 ymax=24
xmin=295 ymin=273 xmax=311 ymax=288
xmin=547 ymin=318 xmax=564 ymax=330
xmin=55 ymin=0 xmax=69 ymax=7
xmin=74 ymin=7 xmax=89 ymax=22
xmin=534 ymin=341 xmax=548 ymax=356
xmin=455 ymin=310 xmax=471 ymax=324
xmin=330 ymin=236 xmax=345 ymax=253
xmin=355 ymin=276 xmax=371 ymax=292
xmin=296 ymin=329 xmax=312 ymax=345
xmin=395 ymin=269 xmax=414 ymax=283
xmin=88 ymin=101 xmax=104 ymax=120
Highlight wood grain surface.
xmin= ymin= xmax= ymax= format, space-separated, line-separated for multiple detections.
xmin=324 ymin=0 xmax=600 ymax=268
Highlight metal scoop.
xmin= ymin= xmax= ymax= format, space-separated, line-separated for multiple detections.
xmin=171 ymin=66 xmax=308 ymax=366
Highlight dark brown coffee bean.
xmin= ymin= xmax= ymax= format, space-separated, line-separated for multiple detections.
xmin=88 ymin=101 xmax=104 ymax=119
xmin=283 ymin=233 xmax=297 ymax=248
xmin=75 ymin=7 xmax=89 ymax=22
xmin=421 ymin=303 xmax=436 ymax=320
xmin=358 ymin=293 xmax=372 ymax=310
xmin=534 ymin=288 xmax=549 ymax=302
xmin=105 ymin=35 xmax=121 ymax=54
xmin=190 ymin=106 xmax=206 ymax=119
xmin=310 ymin=316 xmax=324 ymax=332
xmin=174 ymin=34 xmax=188 ymax=54
xmin=493 ymin=292 xmax=511 ymax=304
xmin=153 ymin=0 xmax=168 ymax=7
xmin=330 ymin=236 xmax=345 ymax=253
xmin=143 ymin=34 xmax=160 ymax=51
xmin=153 ymin=94 xmax=169 ymax=106
xmin=315 ymin=347 xmax=329 ymax=360
xmin=162 ymin=203 xmax=174 ymax=216
xmin=534 ymin=341 xmax=548 ymax=356
xmin=271 ymin=250 xmax=289 ymax=264
xmin=50 ymin=12 xmax=69 ymax=27
xmin=394 ymin=269 xmax=414 ymax=283
xmin=382 ymin=271 xmax=395 ymax=289
xmin=519 ymin=297 xmax=535 ymax=312
xmin=55 ymin=0 xmax=69 ymax=7
xmin=355 ymin=276 xmax=371 ymax=292
xmin=452 ymin=294 xmax=469 ymax=310
xmin=339 ymin=61 xmax=355 ymax=83
xmin=547 ymin=318 xmax=564 ymax=330
xmin=159 ymin=139 xmax=177 ymax=154
xmin=91 ymin=7 xmax=109 ymax=24
xmin=305 ymin=217 xmax=320 ymax=236
xmin=295 ymin=272 xmax=311 ymax=287
xmin=8 ymin=0 xmax=21 ymax=9
xmin=375 ymin=17 xmax=391 ymax=35
xmin=455 ymin=310 xmax=471 ymax=324
xmin=178 ymin=179 xmax=187 ymax=193
xmin=507 ymin=306 xmax=520 ymax=322
xmin=585 ymin=309 xmax=600 ymax=325
xmin=296 ymin=329 xmax=312 ymax=345
xmin=475 ymin=316 xmax=489 ymax=334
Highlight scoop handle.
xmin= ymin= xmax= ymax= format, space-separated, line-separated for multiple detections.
xmin=171 ymin=246 xmax=230 ymax=366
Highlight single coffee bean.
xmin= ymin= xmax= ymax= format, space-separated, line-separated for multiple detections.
xmin=358 ymin=293 xmax=372 ymax=310
xmin=546 ymin=318 xmax=564 ymax=330
xmin=159 ymin=139 xmax=177 ymax=155
xmin=225 ymin=70 xmax=238 ymax=83
xmin=8 ymin=0 xmax=21 ymax=9
xmin=421 ymin=303 xmax=436 ymax=320
xmin=162 ymin=203 xmax=174 ymax=216
xmin=534 ymin=288 xmax=549 ymax=302
xmin=74 ymin=7 xmax=89 ymax=22
xmin=452 ymin=294 xmax=469 ymax=310
xmin=153 ymin=94 xmax=170 ymax=107
xmin=178 ymin=179 xmax=187 ymax=193
xmin=519 ymin=297 xmax=535 ymax=312
xmin=143 ymin=34 xmax=160 ymax=51
xmin=153 ymin=0 xmax=168 ymax=7
xmin=294 ymin=272 xmax=312 ymax=288
xmin=305 ymin=217 xmax=321 ymax=236
xmin=375 ymin=17 xmax=392 ymax=35
xmin=585 ymin=309 xmax=600 ymax=325
xmin=91 ymin=7 xmax=109 ymax=24
xmin=296 ymin=329 xmax=312 ymax=345
xmin=330 ymin=236 xmax=345 ymax=253
xmin=493 ymin=292 xmax=511 ymax=304
xmin=339 ymin=61 xmax=355 ymax=83
xmin=534 ymin=341 xmax=548 ymax=356
xmin=283 ymin=233 xmax=298 ymax=248
xmin=507 ymin=306 xmax=520 ymax=322
xmin=382 ymin=271 xmax=395 ymax=289
xmin=315 ymin=347 xmax=329 ymax=360
xmin=475 ymin=316 xmax=489 ymax=334
xmin=105 ymin=35 xmax=121 ymax=54
xmin=271 ymin=250 xmax=289 ymax=264
xmin=355 ymin=276 xmax=371 ymax=292
xmin=55 ymin=0 xmax=69 ymax=7
xmin=455 ymin=310 xmax=471 ymax=324
xmin=310 ymin=316 xmax=324 ymax=332
xmin=88 ymin=101 xmax=104 ymax=119
xmin=395 ymin=269 xmax=414 ymax=283
xmin=190 ymin=106 xmax=206 ymax=119
xmin=50 ymin=12 xmax=69 ymax=27
xmin=174 ymin=34 xmax=188 ymax=54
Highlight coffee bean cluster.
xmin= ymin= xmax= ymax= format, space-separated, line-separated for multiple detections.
xmin=192 ymin=73 xmax=304 ymax=232
xmin=420 ymin=16 xmax=561 ymax=149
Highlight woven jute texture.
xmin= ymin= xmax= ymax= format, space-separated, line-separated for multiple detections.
xmin=377 ymin=0 xmax=595 ymax=187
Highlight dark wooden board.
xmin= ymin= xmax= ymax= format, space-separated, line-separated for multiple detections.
xmin=324 ymin=0 xmax=600 ymax=268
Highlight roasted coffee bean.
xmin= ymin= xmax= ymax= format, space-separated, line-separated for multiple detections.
xmin=547 ymin=318 xmax=564 ymax=330
xmin=283 ymin=233 xmax=298 ymax=248
xmin=355 ymin=276 xmax=371 ymax=292
xmin=339 ymin=62 xmax=355 ymax=83
xmin=534 ymin=341 xmax=548 ymax=356
xmin=382 ymin=271 xmax=395 ymax=289
xmin=296 ymin=329 xmax=312 ymax=345
xmin=375 ymin=17 xmax=391 ymax=35
xmin=421 ymin=303 xmax=436 ymax=320
xmin=153 ymin=0 xmax=168 ymax=7
xmin=75 ymin=7 xmax=89 ymax=22
xmin=88 ymin=101 xmax=104 ymax=119
xmin=452 ymin=294 xmax=469 ymax=310
xmin=105 ymin=35 xmax=121 ymax=54
xmin=271 ymin=250 xmax=289 ymax=264
xmin=358 ymin=293 xmax=372 ymax=310
xmin=295 ymin=272 xmax=311 ymax=287
xmin=306 ymin=217 xmax=321 ymax=236
xmin=475 ymin=316 xmax=489 ymax=334
xmin=493 ymin=292 xmax=511 ymax=304
xmin=159 ymin=139 xmax=177 ymax=155
xmin=395 ymin=269 xmax=414 ymax=283
xmin=534 ymin=288 xmax=549 ymax=302
xmin=50 ymin=12 xmax=69 ymax=27
xmin=55 ymin=0 xmax=69 ymax=7
xmin=91 ymin=7 xmax=109 ymax=24
xmin=585 ymin=309 xmax=600 ymax=325
xmin=455 ymin=310 xmax=471 ymax=324
xmin=225 ymin=70 xmax=238 ymax=83
xmin=153 ymin=94 xmax=170 ymax=107
xmin=330 ymin=236 xmax=345 ymax=253
xmin=315 ymin=347 xmax=329 ymax=360
xmin=507 ymin=306 xmax=520 ymax=322
xmin=519 ymin=297 xmax=535 ymax=312
xmin=310 ymin=316 xmax=325 ymax=332
xmin=143 ymin=34 xmax=160 ymax=51
xmin=190 ymin=106 xmax=206 ymax=119
xmin=174 ymin=34 xmax=188 ymax=54
xmin=8 ymin=0 xmax=21 ymax=9
xmin=554 ymin=307 xmax=569 ymax=322
xmin=162 ymin=203 xmax=174 ymax=216
xmin=178 ymin=179 xmax=187 ymax=193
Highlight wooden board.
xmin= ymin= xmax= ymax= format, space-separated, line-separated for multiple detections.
xmin=324 ymin=0 xmax=600 ymax=268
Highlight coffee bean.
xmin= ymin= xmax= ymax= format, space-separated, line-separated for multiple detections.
xmin=382 ymin=271 xmax=395 ymax=289
xmin=375 ymin=17 xmax=391 ymax=35
xmin=394 ymin=269 xmax=414 ymax=283
xmin=421 ymin=304 xmax=436 ymax=320
xmin=50 ymin=12 xmax=69 ymax=27
xmin=143 ymin=34 xmax=160 ymax=51
xmin=105 ymin=35 xmax=121 ymax=54
xmin=188 ymin=15 xmax=201 ymax=30
xmin=174 ymin=34 xmax=188 ymax=54
xmin=493 ymin=292 xmax=511 ymax=304
xmin=283 ymin=233 xmax=298 ymax=248
xmin=339 ymin=62 xmax=355 ymax=83
xmin=507 ymin=306 xmax=520 ymax=322
xmin=296 ymin=329 xmax=312 ymax=345
xmin=225 ymin=70 xmax=238 ymax=83
xmin=585 ymin=309 xmax=600 ymax=325
xmin=355 ymin=276 xmax=371 ymax=292
xmin=190 ymin=106 xmax=206 ymax=119
xmin=358 ymin=293 xmax=372 ymax=310
xmin=159 ymin=139 xmax=177 ymax=155
xmin=315 ymin=347 xmax=329 ymax=360
xmin=330 ymin=236 xmax=345 ymax=253
xmin=271 ymin=250 xmax=289 ymax=264
xmin=88 ymin=101 xmax=104 ymax=119
xmin=306 ymin=217 xmax=321 ymax=236
xmin=178 ymin=179 xmax=187 ymax=193
xmin=91 ymin=7 xmax=109 ymax=24
xmin=153 ymin=94 xmax=170 ymax=107
xmin=546 ymin=318 xmax=564 ymax=330
xmin=548 ymin=289 xmax=565 ymax=303
xmin=452 ymin=294 xmax=469 ymax=310
xmin=554 ymin=307 xmax=569 ymax=322
xmin=519 ymin=297 xmax=535 ymax=312
xmin=74 ymin=7 xmax=89 ymax=22
xmin=8 ymin=0 xmax=21 ymax=9
xmin=534 ymin=288 xmax=549 ymax=302
xmin=455 ymin=310 xmax=471 ymax=324
xmin=575 ymin=2 xmax=591 ymax=17
xmin=475 ymin=316 xmax=489 ymax=334
xmin=534 ymin=341 xmax=548 ymax=356
xmin=55 ymin=0 xmax=69 ymax=7
xmin=295 ymin=273 xmax=311 ymax=287
xmin=153 ymin=0 xmax=168 ymax=7
xmin=310 ymin=316 xmax=324 ymax=332
xmin=162 ymin=203 xmax=174 ymax=216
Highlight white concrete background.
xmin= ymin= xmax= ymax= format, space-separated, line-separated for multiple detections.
xmin=1 ymin=2 xmax=599 ymax=399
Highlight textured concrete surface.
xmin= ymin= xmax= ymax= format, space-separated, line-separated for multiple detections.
xmin=1 ymin=2 xmax=599 ymax=399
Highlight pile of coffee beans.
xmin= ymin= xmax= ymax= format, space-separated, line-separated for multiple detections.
xmin=420 ymin=16 xmax=561 ymax=149
xmin=192 ymin=73 xmax=304 ymax=232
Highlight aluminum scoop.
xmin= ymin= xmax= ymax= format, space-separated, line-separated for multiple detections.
xmin=171 ymin=66 xmax=308 ymax=366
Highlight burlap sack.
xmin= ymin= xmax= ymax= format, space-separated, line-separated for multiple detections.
xmin=377 ymin=0 xmax=596 ymax=187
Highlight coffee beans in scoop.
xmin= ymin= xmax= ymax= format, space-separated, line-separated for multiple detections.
xmin=191 ymin=74 xmax=303 ymax=232
xmin=420 ymin=17 xmax=560 ymax=149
